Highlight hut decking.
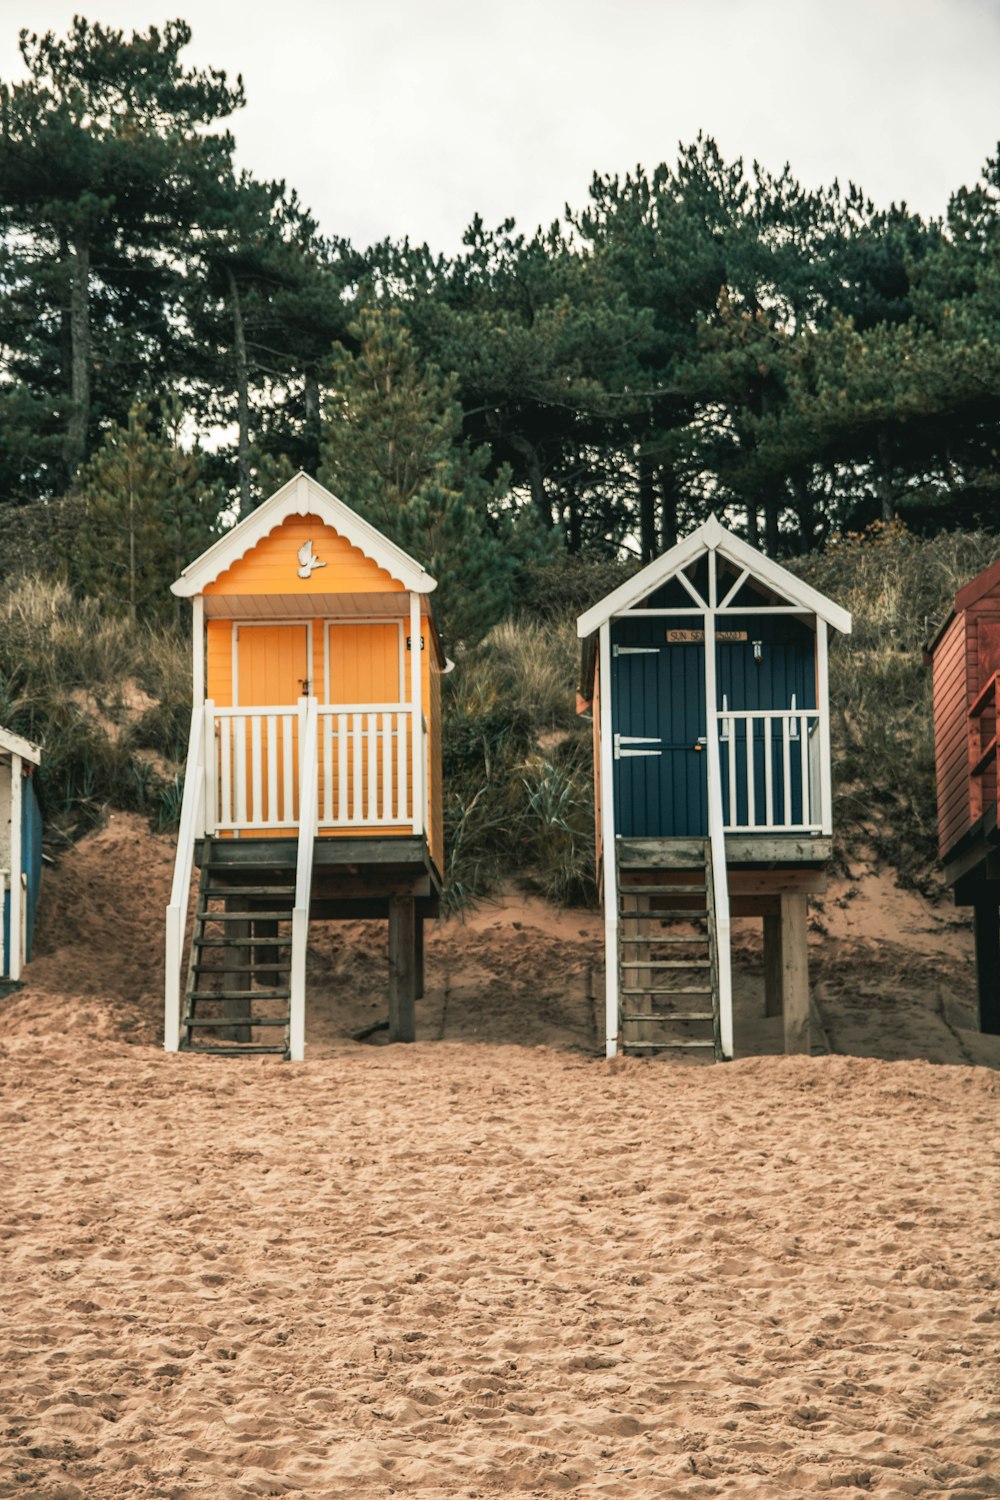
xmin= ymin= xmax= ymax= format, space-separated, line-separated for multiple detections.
xmin=164 ymin=473 xmax=444 ymax=1060
xmin=928 ymin=556 xmax=1000 ymax=1034
xmin=577 ymin=517 xmax=851 ymax=1060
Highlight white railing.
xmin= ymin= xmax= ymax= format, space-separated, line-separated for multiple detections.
xmin=210 ymin=705 xmax=303 ymax=831
xmin=317 ymin=705 xmax=415 ymax=828
xmin=705 ymin=724 xmax=733 ymax=1061
xmin=718 ymin=708 xmax=823 ymax=833
xmin=164 ymin=701 xmax=207 ymax=1052
xmin=206 ymin=702 xmax=420 ymax=835
xmin=290 ymin=697 xmax=319 ymax=1062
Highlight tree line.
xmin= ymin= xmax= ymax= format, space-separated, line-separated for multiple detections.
xmin=1 ymin=17 xmax=998 ymax=640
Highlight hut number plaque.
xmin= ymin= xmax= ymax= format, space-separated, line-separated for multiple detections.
xmin=666 ymin=629 xmax=747 ymax=643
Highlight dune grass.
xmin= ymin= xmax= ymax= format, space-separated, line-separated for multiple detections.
xmin=0 ymin=577 xmax=190 ymax=841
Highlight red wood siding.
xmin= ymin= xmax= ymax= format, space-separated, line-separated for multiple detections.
xmin=932 ymin=597 xmax=1000 ymax=860
xmin=932 ymin=613 xmax=969 ymax=858
xmin=967 ymin=610 xmax=1000 ymax=832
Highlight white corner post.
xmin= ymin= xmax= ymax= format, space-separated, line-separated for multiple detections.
xmin=816 ymin=618 xmax=833 ymax=835
xmin=192 ymin=594 xmax=205 ymax=707
xmin=289 ymin=696 xmax=318 ymax=1062
xmin=409 ymin=592 xmax=424 ymax=838
xmin=599 ymin=622 xmax=619 ymax=1057
xmin=8 ymin=752 xmax=23 ymax=982
xmin=164 ymin=700 xmax=206 ymax=1052
xmin=703 ymin=576 xmax=734 ymax=1059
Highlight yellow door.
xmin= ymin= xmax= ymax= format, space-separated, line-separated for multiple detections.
xmin=328 ymin=622 xmax=402 ymax=704
xmin=236 ymin=624 xmax=310 ymax=707
xmin=229 ymin=625 xmax=309 ymax=829
xmin=324 ymin=623 xmax=406 ymax=826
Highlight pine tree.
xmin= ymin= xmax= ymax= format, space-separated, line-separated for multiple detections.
xmin=74 ymin=402 xmax=215 ymax=623
xmin=0 ymin=18 xmax=244 ymax=492
xmin=318 ymin=308 xmax=517 ymax=646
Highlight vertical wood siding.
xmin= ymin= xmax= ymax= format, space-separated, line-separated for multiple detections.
xmin=427 ymin=637 xmax=444 ymax=876
xmin=932 ymin=613 xmax=970 ymax=858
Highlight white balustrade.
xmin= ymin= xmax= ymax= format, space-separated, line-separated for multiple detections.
xmin=205 ymin=703 xmax=417 ymax=834
xmin=316 ymin=705 xmax=414 ymax=829
xmin=717 ymin=708 xmax=823 ymax=833
xmin=212 ymin=706 xmax=302 ymax=831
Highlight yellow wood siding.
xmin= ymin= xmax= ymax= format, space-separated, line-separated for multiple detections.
xmin=428 ymin=638 xmax=444 ymax=875
xmin=204 ymin=514 xmax=404 ymax=597
xmin=206 ymin=620 xmax=233 ymax=708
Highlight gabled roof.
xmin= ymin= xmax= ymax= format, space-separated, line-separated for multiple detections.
xmin=0 ymin=725 xmax=42 ymax=765
xmin=172 ymin=471 xmax=437 ymax=598
xmin=576 ymin=515 xmax=852 ymax=638
xmin=954 ymin=553 xmax=1000 ymax=615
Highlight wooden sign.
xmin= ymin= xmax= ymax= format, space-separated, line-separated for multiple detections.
xmin=666 ymin=629 xmax=748 ymax=643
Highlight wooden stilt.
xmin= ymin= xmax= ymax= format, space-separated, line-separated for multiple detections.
xmin=223 ymin=896 xmax=252 ymax=1042
xmin=973 ymin=899 xmax=1000 ymax=1035
xmin=763 ymin=913 xmax=783 ymax=1018
xmin=780 ymin=893 xmax=810 ymax=1055
xmin=414 ymin=913 xmax=425 ymax=1000
xmin=388 ymin=893 xmax=416 ymax=1042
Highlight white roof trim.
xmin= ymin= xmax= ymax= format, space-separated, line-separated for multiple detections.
xmin=0 ymin=725 xmax=42 ymax=765
xmin=577 ymin=516 xmax=852 ymax=637
xmin=171 ymin=472 xmax=437 ymax=598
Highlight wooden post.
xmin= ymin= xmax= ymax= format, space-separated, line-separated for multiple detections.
xmin=222 ymin=896 xmax=252 ymax=1042
xmin=973 ymin=899 xmax=1000 ymax=1034
xmin=781 ymin=893 xmax=810 ymax=1054
xmin=763 ymin=913 xmax=783 ymax=1017
xmin=414 ymin=913 xmax=425 ymax=1000
xmin=388 ymin=893 xmax=416 ymax=1042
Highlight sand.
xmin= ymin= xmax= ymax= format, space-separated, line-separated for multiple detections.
xmin=1 ymin=815 xmax=999 ymax=1498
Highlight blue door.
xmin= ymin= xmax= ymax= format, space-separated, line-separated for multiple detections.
xmin=611 ymin=624 xmax=707 ymax=837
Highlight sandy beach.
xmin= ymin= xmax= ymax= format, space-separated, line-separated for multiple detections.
xmin=1 ymin=816 xmax=998 ymax=1498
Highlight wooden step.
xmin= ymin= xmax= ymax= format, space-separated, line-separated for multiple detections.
xmin=190 ymin=988 xmax=290 ymax=1001
xmin=195 ymin=936 xmax=292 ymax=948
xmin=620 ymin=984 xmax=716 ymax=996
xmin=622 ymin=1039 xmax=717 ymax=1050
xmin=204 ymin=885 xmax=295 ymax=897
xmin=619 ymin=935 xmax=708 ymax=945
xmin=620 ymin=959 xmax=710 ymax=970
xmin=196 ymin=910 xmax=294 ymax=923
xmin=193 ymin=962 xmax=290 ymax=974
xmin=619 ymin=883 xmax=705 ymax=894
xmin=183 ymin=1043 xmax=288 ymax=1055
xmin=186 ymin=1016 xmax=289 ymax=1028
xmin=618 ymin=910 xmax=707 ymax=922
xmin=621 ymin=1011 xmax=714 ymax=1022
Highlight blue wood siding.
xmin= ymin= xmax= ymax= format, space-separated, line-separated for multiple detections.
xmin=22 ymin=776 xmax=42 ymax=962
xmin=610 ymin=613 xmax=817 ymax=838
xmin=611 ymin=618 xmax=707 ymax=837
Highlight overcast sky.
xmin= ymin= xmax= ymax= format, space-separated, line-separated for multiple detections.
xmin=1 ymin=0 xmax=998 ymax=252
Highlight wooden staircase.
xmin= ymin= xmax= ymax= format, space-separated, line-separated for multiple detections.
xmin=180 ymin=841 xmax=294 ymax=1057
xmin=618 ymin=855 xmax=722 ymax=1059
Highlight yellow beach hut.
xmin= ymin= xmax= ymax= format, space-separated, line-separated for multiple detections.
xmin=164 ymin=472 xmax=444 ymax=1060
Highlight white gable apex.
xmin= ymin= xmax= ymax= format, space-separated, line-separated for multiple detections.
xmin=171 ymin=472 xmax=437 ymax=597
xmin=576 ymin=517 xmax=851 ymax=638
